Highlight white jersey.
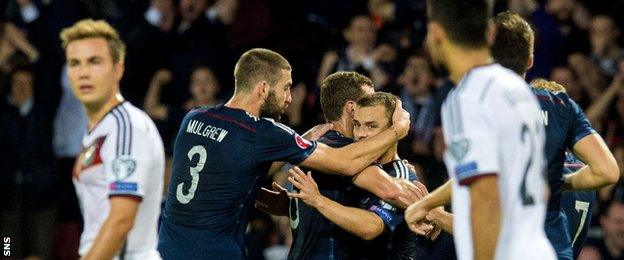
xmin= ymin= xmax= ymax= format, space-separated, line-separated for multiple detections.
xmin=441 ymin=64 xmax=556 ymax=260
xmin=73 ymin=101 xmax=164 ymax=260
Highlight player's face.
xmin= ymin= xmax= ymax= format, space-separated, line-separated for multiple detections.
xmin=259 ymin=69 xmax=292 ymax=120
xmin=353 ymin=105 xmax=390 ymax=141
xmin=424 ymin=24 xmax=449 ymax=77
xmin=66 ymin=38 xmax=123 ymax=108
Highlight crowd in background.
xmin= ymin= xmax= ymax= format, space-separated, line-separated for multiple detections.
xmin=0 ymin=0 xmax=623 ymax=259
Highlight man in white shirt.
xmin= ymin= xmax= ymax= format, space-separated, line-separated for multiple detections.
xmin=405 ymin=1 xmax=556 ymax=259
xmin=61 ymin=19 xmax=164 ymax=260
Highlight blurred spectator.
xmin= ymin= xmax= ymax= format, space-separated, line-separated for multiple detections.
xmin=283 ymin=82 xmax=308 ymax=132
xmin=550 ymin=66 xmax=588 ymax=107
xmin=0 ymin=21 xmax=38 ymax=74
xmin=579 ymin=197 xmax=624 ymax=260
xmin=511 ymin=0 xmax=591 ymax=79
xmin=122 ymin=0 xmax=177 ymax=106
xmin=144 ymin=66 xmax=221 ymax=151
xmin=317 ymin=14 xmax=396 ymax=88
xmin=0 ymin=68 xmax=57 ymax=259
xmin=51 ymin=67 xmax=85 ymax=260
xmin=568 ymin=52 xmax=608 ymax=101
xmin=397 ymin=55 xmax=436 ymax=161
xmin=588 ymin=15 xmax=623 ymax=77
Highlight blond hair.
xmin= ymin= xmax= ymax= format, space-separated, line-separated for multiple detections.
xmin=530 ymin=78 xmax=566 ymax=93
xmin=60 ymin=19 xmax=126 ymax=64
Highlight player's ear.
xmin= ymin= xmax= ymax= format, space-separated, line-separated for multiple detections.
xmin=527 ymin=54 xmax=534 ymax=70
xmin=428 ymin=22 xmax=445 ymax=45
xmin=256 ymin=80 xmax=269 ymax=98
xmin=345 ymin=100 xmax=356 ymax=118
xmin=487 ymin=20 xmax=496 ymax=46
xmin=114 ymin=62 xmax=124 ymax=82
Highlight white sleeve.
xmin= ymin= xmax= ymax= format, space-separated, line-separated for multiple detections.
xmin=446 ymin=96 xmax=500 ymax=185
xmin=105 ymin=119 xmax=155 ymax=199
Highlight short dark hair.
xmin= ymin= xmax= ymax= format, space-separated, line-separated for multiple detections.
xmin=356 ymin=92 xmax=397 ymax=125
xmin=492 ymin=11 xmax=535 ymax=76
xmin=427 ymin=0 xmax=491 ymax=48
xmin=320 ymin=71 xmax=373 ymax=122
xmin=234 ymin=48 xmax=291 ymax=94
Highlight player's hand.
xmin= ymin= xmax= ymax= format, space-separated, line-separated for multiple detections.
xmin=396 ymin=179 xmax=428 ymax=208
xmin=302 ymin=123 xmax=333 ymax=142
xmin=390 ymin=100 xmax=410 ymax=139
xmin=404 ymin=199 xmax=431 ymax=235
xmin=287 ymin=166 xmax=323 ymax=208
xmin=424 ymin=207 xmax=445 ymax=240
xmin=254 ymin=182 xmax=289 ymax=216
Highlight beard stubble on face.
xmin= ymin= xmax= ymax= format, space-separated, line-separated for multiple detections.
xmin=259 ymin=89 xmax=283 ymax=120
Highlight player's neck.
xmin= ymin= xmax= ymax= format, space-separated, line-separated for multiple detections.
xmin=85 ymin=93 xmax=124 ymax=131
xmin=446 ymin=46 xmax=493 ymax=84
xmin=378 ymin=142 xmax=399 ymax=164
xmin=225 ymin=95 xmax=261 ymax=117
xmin=330 ymin=117 xmax=354 ymax=139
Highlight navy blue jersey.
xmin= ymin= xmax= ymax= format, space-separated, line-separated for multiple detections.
xmin=532 ymin=88 xmax=595 ymax=260
xmin=560 ymin=153 xmax=596 ymax=259
xmin=288 ymin=130 xmax=363 ymax=260
xmin=360 ymin=160 xmax=422 ymax=260
xmin=531 ymin=88 xmax=595 ymax=212
xmin=158 ymin=105 xmax=317 ymax=259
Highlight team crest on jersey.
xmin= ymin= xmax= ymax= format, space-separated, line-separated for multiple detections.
xmin=449 ymin=138 xmax=470 ymax=160
xmin=295 ymin=135 xmax=312 ymax=149
xmin=112 ymin=156 xmax=136 ymax=180
xmin=74 ymin=136 xmax=106 ymax=178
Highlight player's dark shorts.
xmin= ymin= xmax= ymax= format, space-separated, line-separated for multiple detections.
xmin=560 ymin=190 xmax=596 ymax=259
xmin=544 ymin=210 xmax=573 ymax=260
xmin=158 ymin=216 xmax=244 ymax=260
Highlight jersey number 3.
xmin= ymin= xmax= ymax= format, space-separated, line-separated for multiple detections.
xmin=176 ymin=145 xmax=207 ymax=204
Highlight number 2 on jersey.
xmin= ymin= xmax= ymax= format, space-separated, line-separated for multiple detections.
xmin=520 ymin=124 xmax=536 ymax=206
xmin=176 ymin=145 xmax=207 ymax=204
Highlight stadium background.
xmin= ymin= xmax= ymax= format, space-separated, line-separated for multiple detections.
xmin=0 ymin=0 xmax=623 ymax=259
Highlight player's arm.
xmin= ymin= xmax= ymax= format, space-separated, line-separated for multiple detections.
xmin=564 ymin=95 xmax=619 ymax=191
xmin=405 ymin=180 xmax=451 ymax=232
xmin=300 ymin=101 xmax=410 ymax=176
xmin=82 ymin=196 xmax=139 ymax=259
xmin=352 ymin=166 xmax=405 ymax=207
xmin=468 ymin=175 xmax=501 ymax=260
xmin=287 ymin=166 xmax=385 ymax=240
xmin=564 ymin=134 xmax=619 ymax=190
xmin=267 ymin=123 xmax=334 ymax=176
xmin=425 ymin=206 xmax=454 ymax=234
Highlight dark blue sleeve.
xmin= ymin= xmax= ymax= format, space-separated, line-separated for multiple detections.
xmin=566 ymin=95 xmax=595 ymax=147
xmin=256 ymin=119 xmax=317 ymax=165
xmin=362 ymin=196 xmax=403 ymax=231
